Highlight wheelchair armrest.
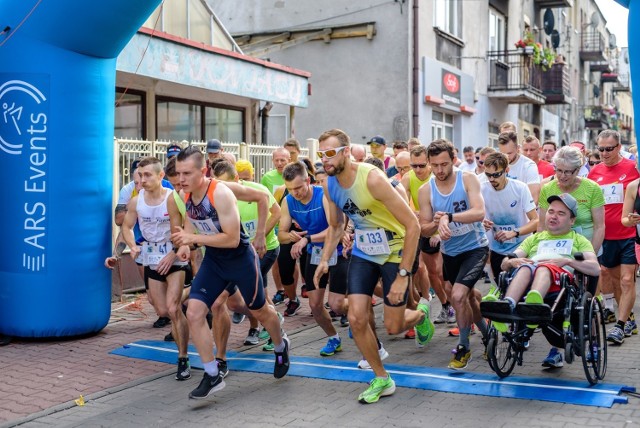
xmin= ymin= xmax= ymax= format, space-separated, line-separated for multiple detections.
xmin=506 ymin=252 xmax=518 ymax=259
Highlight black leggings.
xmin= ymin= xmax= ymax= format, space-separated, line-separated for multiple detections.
xmin=277 ymin=242 xmax=307 ymax=285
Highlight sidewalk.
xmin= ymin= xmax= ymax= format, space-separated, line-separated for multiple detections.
xmin=3 ymin=280 xmax=640 ymax=427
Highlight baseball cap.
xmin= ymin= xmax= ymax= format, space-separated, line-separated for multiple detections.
xmin=570 ymin=141 xmax=585 ymax=152
xmin=166 ymin=145 xmax=181 ymax=158
xmin=367 ymin=135 xmax=386 ymax=145
xmin=206 ymin=139 xmax=222 ymax=153
xmin=547 ymin=193 xmax=578 ymax=217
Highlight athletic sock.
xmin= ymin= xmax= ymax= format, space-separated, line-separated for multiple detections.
xmin=203 ymin=360 xmax=219 ymax=377
xmin=505 ymin=297 xmax=516 ymax=310
xmin=329 ymin=334 xmax=340 ymax=340
xmin=629 ymin=312 xmax=635 ymax=321
xmin=475 ymin=318 xmax=489 ymax=338
xmin=274 ymin=340 xmax=286 ymax=353
xmin=617 ymin=320 xmax=626 ymax=330
xmin=604 ymin=293 xmax=615 ymax=311
xmin=458 ymin=327 xmax=471 ymax=348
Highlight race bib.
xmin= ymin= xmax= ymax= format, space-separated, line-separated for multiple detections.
xmin=142 ymin=242 xmax=173 ymax=268
xmin=449 ymin=221 xmax=472 ymax=237
xmin=190 ymin=218 xmax=220 ymax=235
xmin=310 ymin=246 xmax=337 ymax=266
xmin=355 ymin=228 xmax=391 ymax=256
xmin=493 ymin=224 xmax=516 ymax=244
xmin=243 ymin=219 xmax=257 ymax=240
xmin=534 ymin=239 xmax=573 ymax=261
xmin=601 ymin=184 xmax=623 ymax=205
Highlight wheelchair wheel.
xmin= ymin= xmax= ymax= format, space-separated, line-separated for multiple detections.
xmin=579 ymin=293 xmax=608 ymax=385
xmin=487 ymin=327 xmax=517 ymax=378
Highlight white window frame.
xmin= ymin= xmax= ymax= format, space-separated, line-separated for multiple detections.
xmin=489 ymin=8 xmax=506 ymax=52
xmin=434 ymin=0 xmax=461 ymax=38
xmin=432 ymin=110 xmax=455 ymax=142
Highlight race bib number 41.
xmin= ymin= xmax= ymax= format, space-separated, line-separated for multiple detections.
xmin=142 ymin=242 xmax=173 ymax=268
xmin=355 ymin=228 xmax=391 ymax=256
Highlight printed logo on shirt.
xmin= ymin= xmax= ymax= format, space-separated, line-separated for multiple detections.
xmin=620 ymin=174 xmax=627 ymax=181
xmin=342 ymin=198 xmax=372 ymax=217
xmin=510 ymin=200 xmax=517 ymax=207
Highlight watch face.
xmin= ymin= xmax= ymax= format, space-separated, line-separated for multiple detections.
xmin=399 ymin=269 xmax=409 ymax=277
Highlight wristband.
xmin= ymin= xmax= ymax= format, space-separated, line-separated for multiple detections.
xmin=447 ymin=212 xmax=453 ymax=223
xmin=172 ymin=246 xmax=179 ymax=253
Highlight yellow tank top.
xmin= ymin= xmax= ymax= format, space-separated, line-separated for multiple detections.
xmin=408 ymin=169 xmax=431 ymax=210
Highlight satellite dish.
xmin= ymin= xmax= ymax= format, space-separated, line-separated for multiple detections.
xmin=593 ymin=84 xmax=601 ymax=98
xmin=544 ymin=9 xmax=555 ymax=35
xmin=609 ymin=34 xmax=617 ymax=49
xmin=551 ymin=30 xmax=560 ymax=49
xmin=590 ymin=11 xmax=600 ymax=27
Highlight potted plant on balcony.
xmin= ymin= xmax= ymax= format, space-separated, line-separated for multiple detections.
xmin=514 ymin=31 xmax=535 ymax=54
xmin=532 ymin=45 xmax=556 ymax=71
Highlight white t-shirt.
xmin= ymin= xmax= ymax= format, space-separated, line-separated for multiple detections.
xmin=578 ymin=163 xmax=589 ymax=178
xmin=459 ymin=161 xmax=477 ymax=173
xmin=117 ymin=181 xmax=136 ymax=205
xmin=506 ymin=155 xmax=540 ymax=185
xmin=481 ymin=179 xmax=536 ymax=254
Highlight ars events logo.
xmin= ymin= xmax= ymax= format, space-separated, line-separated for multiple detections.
xmin=0 ymin=75 xmax=49 ymax=273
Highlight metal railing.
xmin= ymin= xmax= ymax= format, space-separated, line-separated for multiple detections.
xmin=541 ymin=63 xmax=570 ymax=101
xmin=487 ymin=50 xmax=543 ymax=93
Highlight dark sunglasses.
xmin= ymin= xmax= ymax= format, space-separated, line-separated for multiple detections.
xmin=410 ymin=163 xmax=428 ymax=169
xmin=485 ymin=170 xmax=505 ymax=179
xmin=588 ymin=160 xmax=601 ymax=166
xmin=596 ymin=143 xmax=619 ymax=153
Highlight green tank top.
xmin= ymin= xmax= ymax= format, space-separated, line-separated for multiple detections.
xmin=408 ymin=169 xmax=432 ymax=210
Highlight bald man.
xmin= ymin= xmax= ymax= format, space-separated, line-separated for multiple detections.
xmin=351 ymin=144 xmax=366 ymax=162
xmin=394 ymin=151 xmax=411 ymax=179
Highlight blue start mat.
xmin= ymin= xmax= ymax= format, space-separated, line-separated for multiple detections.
xmin=111 ymin=340 xmax=634 ymax=408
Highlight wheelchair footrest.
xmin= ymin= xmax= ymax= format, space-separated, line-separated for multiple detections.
xmin=516 ymin=303 xmax=552 ymax=323
xmin=481 ymin=301 xmax=519 ymax=323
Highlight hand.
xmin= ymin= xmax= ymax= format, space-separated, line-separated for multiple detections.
xmin=129 ymin=245 xmax=141 ymax=262
xmin=341 ymin=231 xmax=352 ymax=250
xmin=437 ymin=217 xmax=451 ymax=240
xmin=176 ymin=245 xmax=191 ymax=262
xmin=628 ymin=213 xmax=640 ymax=225
xmin=386 ymin=275 xmax=409 ymax=305
xmin=288 ymin=230 xmax=308 ymax=243
xmin=171 ymin=226 xmax=194 ymax=247
xmin=290 ymin=237 xmax=307 ymax=259
xmin=104 ymin=257 xmax=118 ymax=269
xmin=541 ymin=257 xmax=571 ymax=268
xmin=494 ymin=230 xmax=515 ymax=243
xmin=433 ymin=211 xmax=446 ymax=224
xmin=313 ymin=261 xmax=329 ymax=288
xmin=429 ymin=235 xmax=441 ymax=247
xmin=482 ymin=218 xmax=493 ymax=232
xmin=155 ymin=251 xmax=177 ymax=275
xmin=252 ymin=233 xmax=267 ymax=258
xmin=511 ymin=257 xmax=534 ymax=268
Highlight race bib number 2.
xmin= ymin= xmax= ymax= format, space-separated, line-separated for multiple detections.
xmin=355 ymin=228 xmax=391 ymax=256
xmin=602 ymin=184 xmax=623 ymax=205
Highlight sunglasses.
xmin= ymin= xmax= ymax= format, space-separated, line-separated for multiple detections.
xmin=410 ymin=163 xmax=428 ymax=169
xmin=555 ymin=168 xmax=578 ymax=176
xmin=316 ymin=146 xmax=347 ymax=159
xmin=485 ymin=170 xmax=505 ymax=179
xmin=596 ymin=143 xmax=619 ymax=152
xmin=588 ymin=160 xmax=601 ymax=166
xmin=477 ymin=160 xmax=484 ymax=165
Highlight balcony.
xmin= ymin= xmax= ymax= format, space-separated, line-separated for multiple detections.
xmin=583 ymin=106 xmax=610 ymax=129
xmin=580 ymin=31 xmax=606 ymax=62
xmin=613 ymin=73 xmax=630 ymax=92
xmin=589 ymin=61 xmax=612 ymax=73
xmin=601 ymin=73 xmax=620 ymax=84
xmin=487 ymin=50 xmax=545 ymax=104
xmin=534 ymin=0 xmax=573 ymax=7
xmin=541 ymin=63 xmax=571 ymax=104
xmin=620 ymin=128 xmax=633 ymax=144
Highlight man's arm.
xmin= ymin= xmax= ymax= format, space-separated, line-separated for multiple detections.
xmin=121 ymin=197 xmax=140 ymax=260
xmin=590 ymin=206 xmax=605 ymax=255
xmin=222 ymin=181 xmax=268 ymax=255
xmin=437 ymin=173 xmax=486 ymax=225
xmin=528 ymin=183 xmax=541 ymax=207
xmin=418 ymin=183 xmax=437 ymax=237
xmin=500 ymin=248 xmax=529 ymax=271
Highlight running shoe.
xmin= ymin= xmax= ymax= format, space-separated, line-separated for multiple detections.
xmin=482 ymin=294 xmax=511 ymax=333
xmin=153 ymin=317 xmax=171 ymax=328
xmin=524 ymin=289 xmax=544 ymax=329
xmin=232 ymin=312 xmax=246 ymax=325
xmin=607 ymin=325 xmax=625 ymax=345
xmin=624 ymin=319 xmax=638 ymax=337
xmin=340 ymin=315 xmax=349 ymax=327
xmin=175 ymin=357 xmax=191 ymax=381
xmin=404 ymin=329 xmax=415 ymax=339
xmin=258 ymin=328 xmax=270 ymax=341
xmin=541 ymin=348 xmax=564 ymax=368
xmin=448 ymin=345 xmax=471 ymax=370
xmin=284 ymin=298 xmax=301 ymax=317
xmin=164 ymin=331 xmax=174 ymax=342
xmin=188 ymin=372 xmax=225 ymax=399
xmin=300 ymin=284 xmax=309 ymax=298
xmin=434 ymin=306 xmax=449 ymax=324
xmin=448 ymin=324 xmax=476 ymax=337
xmin=244 ymin=328 xmax=260 ymax=345
xmin=273 ymin=336 xmax=291 ymax=379
xmin=414 ymin=303 xmax=435 ymax=347
xmin=603 ymin=308 xmax=616 ymax=324
xmin=262 ymin=338 xmax=274 ymax=351
xmin=446 ymin=306 xmax=456 ymax=324
xmin=272 ymin=290 xmax=286 ymax=306
xmin=320 ymin=337 xmax=342 ymax=356
xmin=358 ymin=375 xmax=396 ymax=404
xmin=357 ymin=345 xmax=389 ymax=370
xmin=215 ymin=358 xmax=229 ymax=378
xmin=483 ymin=271 xmax=491 ymax=284
xmin=329 ymin=310 xmax=340 ymax=321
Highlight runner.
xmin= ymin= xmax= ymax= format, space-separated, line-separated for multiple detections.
xmin=121 ymin=157 xmax=191 ymax=381
xmin=497 ymin=131 xmax=541 ymax=205
xmin=314 ymin=129 xmax=433 ymax=404
xmin=172 ymin=146 xmax=290 ymax=399
xmin=418 ymin=139 xmax=489 ymax=370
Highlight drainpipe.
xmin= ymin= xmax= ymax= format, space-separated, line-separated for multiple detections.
xmin=261 ymin=102 xmax=273 ymax=144
xmin=412 ymin=0 xmax=420 ymax=138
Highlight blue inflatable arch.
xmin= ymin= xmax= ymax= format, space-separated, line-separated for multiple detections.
xmin=0 ymin=0 xmax=161 ymax=337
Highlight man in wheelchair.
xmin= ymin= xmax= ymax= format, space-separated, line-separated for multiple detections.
xmin=485 ymin=193 xmax=601 ymax=368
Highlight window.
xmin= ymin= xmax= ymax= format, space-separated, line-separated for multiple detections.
xmin=434 ymin=0 xmax=461 ymax=38
xmin=489 ymin=9 xmax=506 ymax=52
xmin=115 ymin=89 xmax=145 ymax=139
xmin=432 ymin=110 xmax=455 ymax=142
xmin=488 ymin=124 xmax=499 ymax=147
xmin=156 ymin=97 xmax=245 ymax=142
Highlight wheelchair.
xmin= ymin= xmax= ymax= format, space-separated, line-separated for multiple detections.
xmin=480 ymin=253 xmax=607 ymax=385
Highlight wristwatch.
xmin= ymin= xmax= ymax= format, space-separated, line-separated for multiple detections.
xmin=447 ymin=212 xmax=454 ymax=223
xmin=398 ymin=268 xmax=411 ymax=277
xmin=514 ymin=228 xmax=520 ymax=238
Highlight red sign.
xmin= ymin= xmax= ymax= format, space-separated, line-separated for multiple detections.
xmin=443 ymin=73 xmax=459 ymax=93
